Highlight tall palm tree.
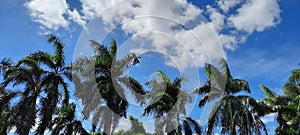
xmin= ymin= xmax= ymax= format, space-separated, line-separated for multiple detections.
xmin=142 ymin=71 xmax=201 ymax=134
xmin=1 ymin=34 xmax=71 ymax=134
xmin=72 ymin=39 xmax=146 ymax=135
xmin=1 ymin=55 xmax=45 ymax=135
xmin=49 ymin=103 xmax=89 ymax=135
xmin=33 ymin=34 xmax=72 ymax=134
xmin=194 ymin=58 xmax=267 ymax=135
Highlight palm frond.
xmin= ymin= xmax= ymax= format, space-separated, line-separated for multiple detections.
xmin=90 ymin=40 xmax=111 ymax=59
xmin=219 ymin=57 xmax=232 ymax=80
xmin=109 ymin=39 xmax=117 ymax=59
xmin=118 ymin=76 xmax=147 ymax=105
xmin=36 ymin=89 xmax=59 ymax=135
xmin=0 ymin=58 xmax=13 ymax=74
xmin=259 ymin=84 xmax=276 ymax=98
xmin=47 ymin=34 xmax=65 ymax=67
xmin=112 ymin=53 xmax=137 ymax=76
xmin=28 ymin=51 xmax=56 ymax=69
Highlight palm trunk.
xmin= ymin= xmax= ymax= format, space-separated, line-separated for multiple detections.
xmin=103 ymin=110 xmax=112 ymax=135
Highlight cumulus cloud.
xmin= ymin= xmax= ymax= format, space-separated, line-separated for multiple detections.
xmin=79 ymin=0 xmax=225 ymax=69
xmin=229 ymin=0 xmax=281 ymax=33
xmin=25 ymin=0 xmax=86 ymax=31
xmin=25 ymin=0 xmax=282 ymax=69
xmin=25 ymin=0 xmax=70 ymax=30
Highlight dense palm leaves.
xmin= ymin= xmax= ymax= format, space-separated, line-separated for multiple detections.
xmin=0 ymin=59 xmax=15 ymax=133
xmin=73 ymin=39 xmax=146 ymax=134
xmin=50 ymin=103 xmax=88 ymax=135
xmin=0 ymin=88 xmax=19 ymax=134
xmin=1 ymin=34 xmax=300 ymax=134
xmin=0 ymin=35 xmax=75 ymax=134
xmin=260 ymin=66 xmax=300 ymax=135
xmin=1 ymin=54 xmax=45 ymax=134
xmin=142 ymin=71 xmax=201 ymax=134
xmin=283 ymin=67 xmax=300 ymax=134
xmin=194 ymin=58 xmax=267 ymax=135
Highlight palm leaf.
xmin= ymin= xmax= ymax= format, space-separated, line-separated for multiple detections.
xmin=259 ymin=84 xmax=276 ymax=98
xmin=47 ymin=34 xmax=65 ymax=67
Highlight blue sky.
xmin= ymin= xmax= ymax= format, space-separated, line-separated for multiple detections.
xmin=1 ymin=0 xmax=300 ymax=134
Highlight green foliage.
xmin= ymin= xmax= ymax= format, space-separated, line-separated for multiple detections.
xmin=114 ymin=116 xmax=153 ymax=135
xmin=94 ymin=132 xmax=102 ymax=135
xmin=50 ymin=103 xmax=88 ymax=135
xmin=195 ymin=58 xmax=267 ymax=135
xmin=142 ymin=72 xmax=200 ymax=134
xmin=2 ymin=33 xmax=300 ymax=135
xmin=260 ymin=66 xmax=300 ymax=135
xmin=0 ymin=34 xmax=72 ymax=134
xmin=73 ymin=39 xmax=146 ymax=134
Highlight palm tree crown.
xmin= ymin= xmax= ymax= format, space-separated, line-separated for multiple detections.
xmin=1 ymin=34 xmax=72 ymax=134
xmin=72 ymin=39 xmax=147 ymax=134
xmin=142 ymin=71 xmax=201 ymax=134
xmin=194 ymin=58 xmax=267 ymax=135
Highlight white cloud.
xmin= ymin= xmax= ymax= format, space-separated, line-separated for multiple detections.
xmin=207 ymin=5 xmax=226 ymax=31
xmin=217 ymin=0 xmax=242 ymax=13
xmin=80 ymin=0 xmax=123 ymax=20
xmin=25 ymin=0 xmax=87 ymax=32
xmin=229 ymin=0 xmax=281 ymax=33
xmin=25 ymin=0 xmax=282 ymax=69
xmin=78 ymin=0 xmax=280 ymax=69
xmin=68 ymin=9 xmax=86 ymax=29
xmin=80 ymin=0 xmax=225 ymax=69
xmin=25 ymin=0 xmax=70 ymax=30
xmin=115 ymin=119 xmax=131 ymax=131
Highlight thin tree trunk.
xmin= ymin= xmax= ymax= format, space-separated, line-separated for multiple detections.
xmin=103 ymin=110 xmax=112 ymax=135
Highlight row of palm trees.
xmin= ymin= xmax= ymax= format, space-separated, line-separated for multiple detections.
xmin=0 ymin=34 xmax=299 ymax=134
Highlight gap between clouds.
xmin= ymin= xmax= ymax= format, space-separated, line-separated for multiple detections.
xmin=25 ymin=0 xmax=281 ymax=69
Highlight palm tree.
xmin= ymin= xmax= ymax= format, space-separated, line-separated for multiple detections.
xmin=260 ymin=66 xmax=300 ymax=134
xmin=49 ymin=103 xmax=88 ymax=135
xmin=1 ymin=34 xmax=71 ymax=134
xmin=1 ymin=55 xmax=45 ymax=134
xmin=142 ymin=71 xmax=201 ymax=134
xmin=194 ymin=58 xmax=267 ymax=135
xmin=283 ymin=67 xmax=300 ymax=134
xmin=33 ymin=34 xmax=72 ymax=134
xmin=72 ymin=39 xmax=146 ymax=135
